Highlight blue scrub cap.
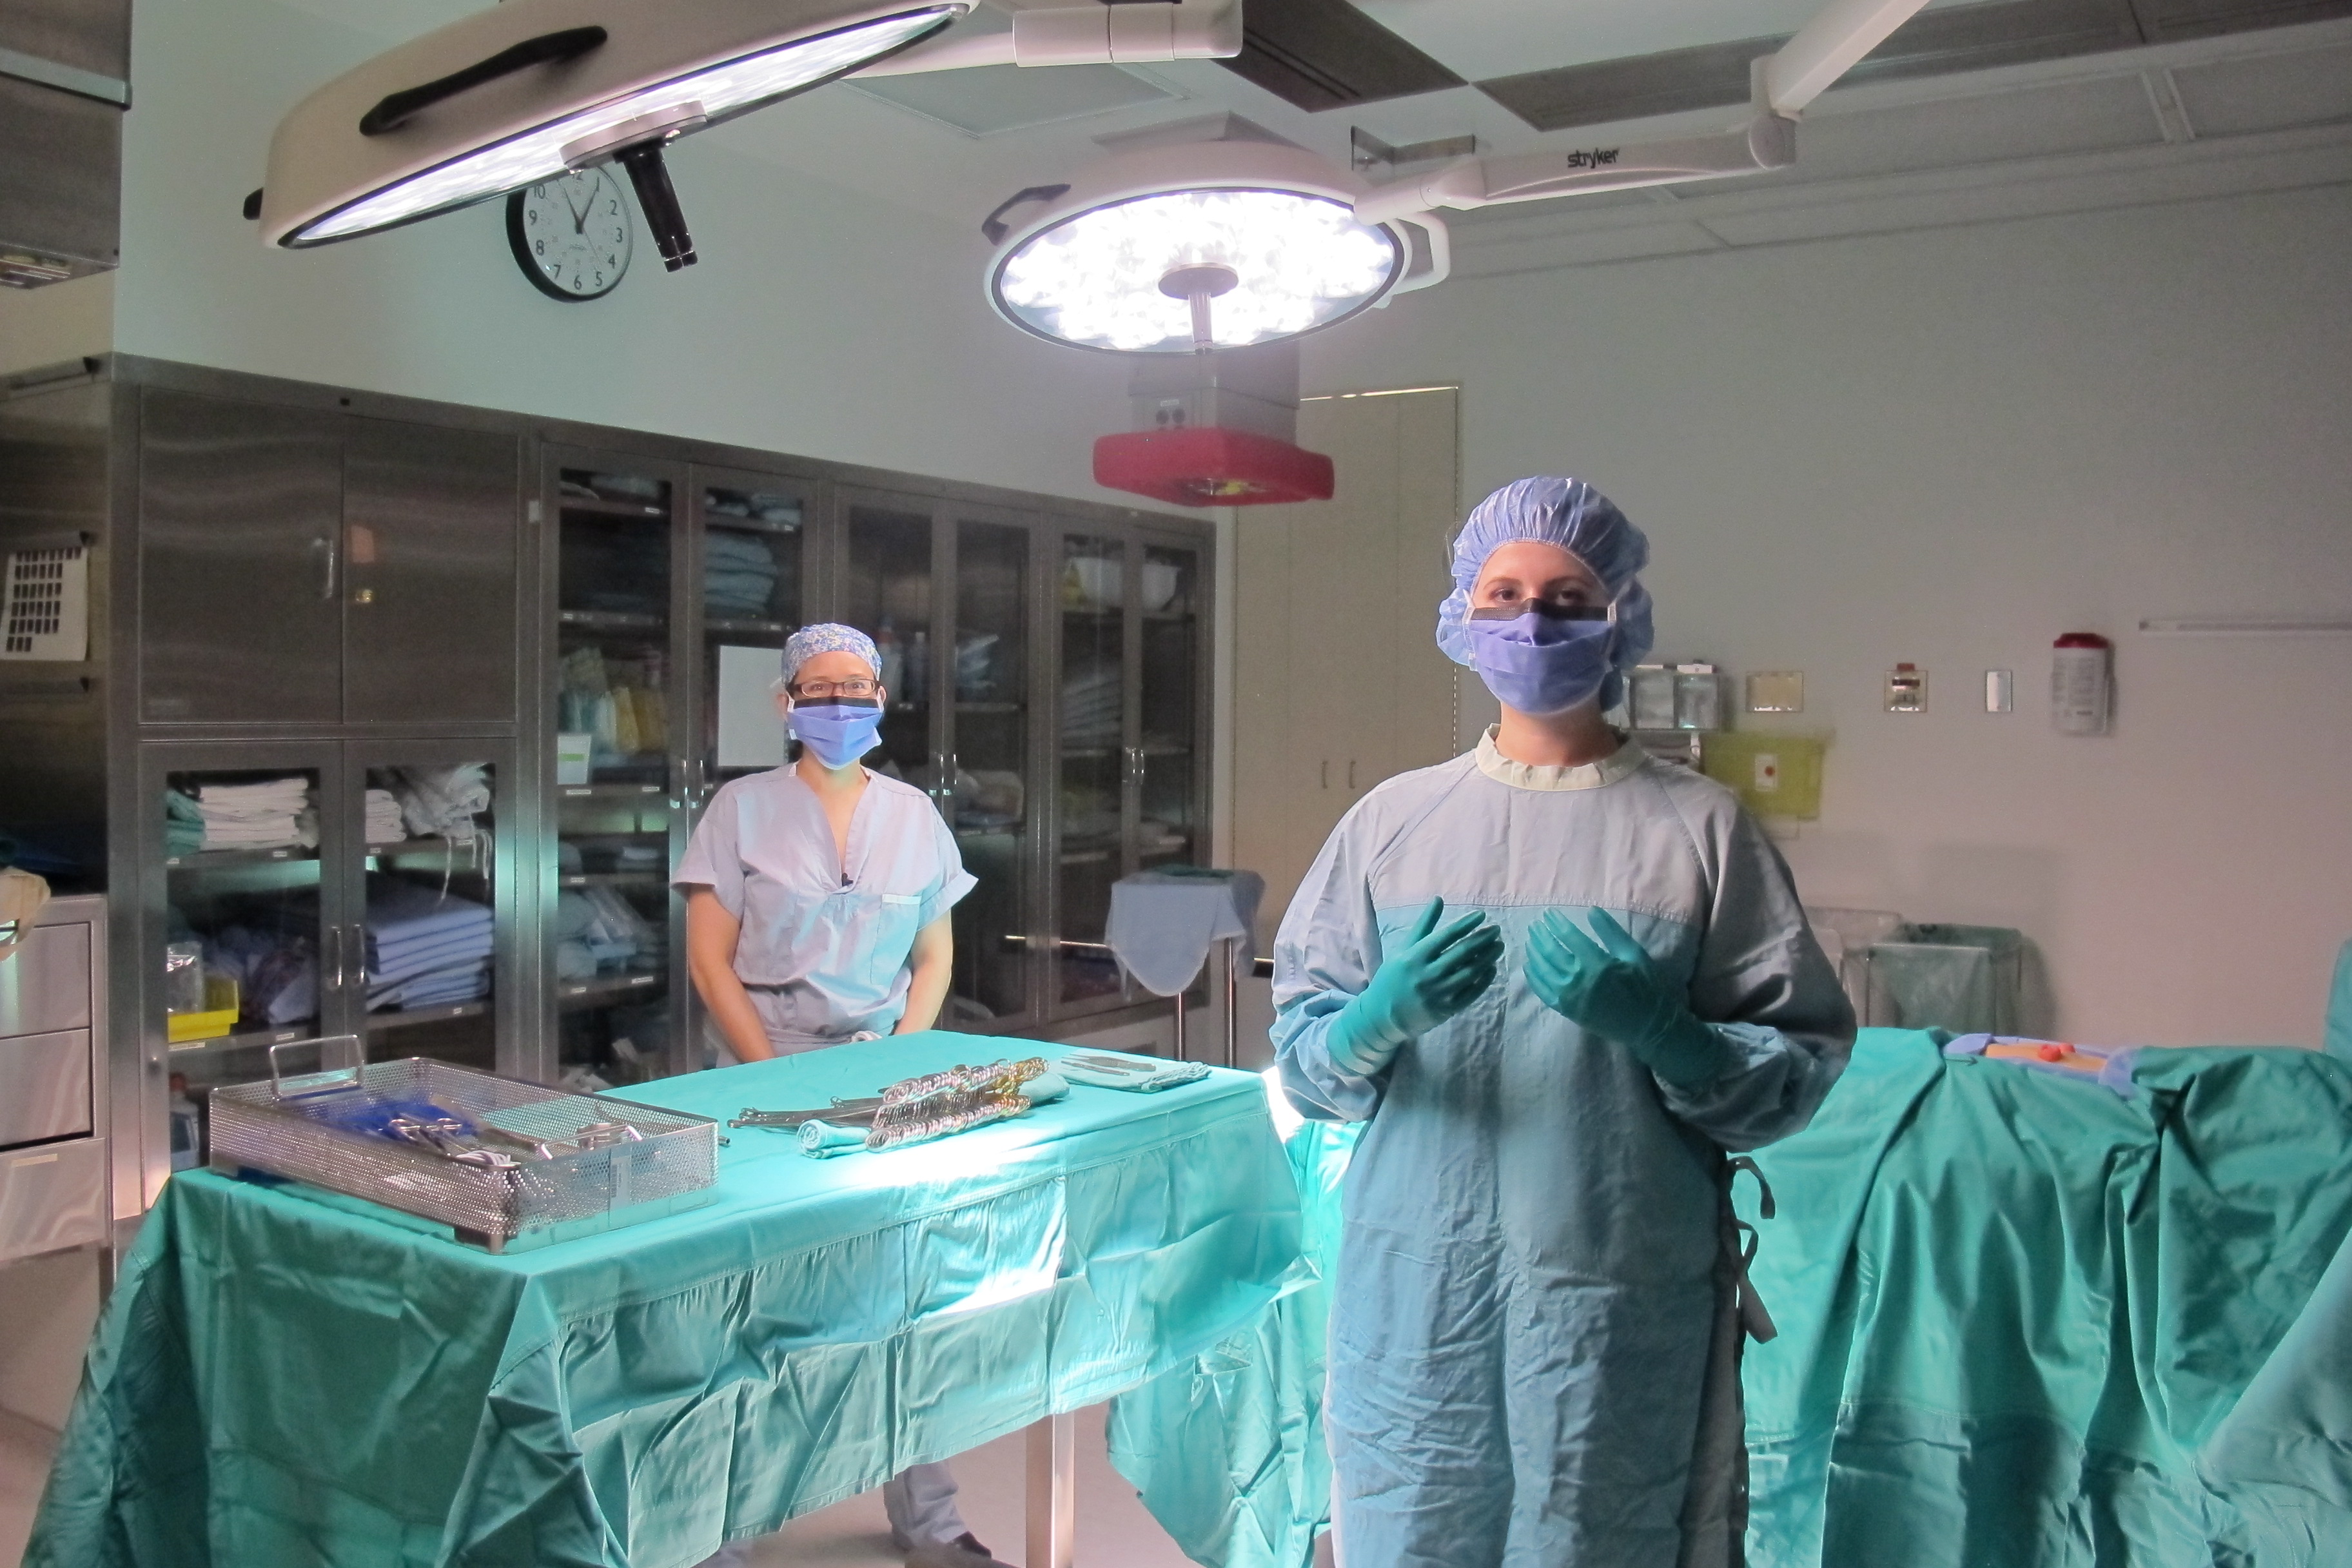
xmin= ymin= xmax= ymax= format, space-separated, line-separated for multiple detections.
xmin=1436 ymin=476 xmax=1656 ymax=708
xmin=780 ymin=623 xmax=881 ymax=687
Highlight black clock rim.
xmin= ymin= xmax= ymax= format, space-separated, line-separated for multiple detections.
xmin=505 ymin=177 xmax=627 ymax=304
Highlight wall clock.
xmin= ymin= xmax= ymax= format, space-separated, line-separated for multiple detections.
xmin=506 ymin=168 xmax=632 ymax=302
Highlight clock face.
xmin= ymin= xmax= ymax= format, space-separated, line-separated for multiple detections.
xmin=507 ymin=169 xmax=632 ymax=302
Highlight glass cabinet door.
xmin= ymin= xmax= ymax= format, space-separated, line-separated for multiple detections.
xmin=1054 ymin=530 xmax=1130 ymax=1009
xmin=945 ymin=513 xmax=1033 ymax=1028
xmin=147 ymin=743 xmax=342 ymax=1167
xmin=352 ymin=741 xmax=514 ymax=1075
xmin=692 ymin=468 xmax=812 ymax=796
xmin=838 ymin=495 xmax=940 ymax=791
xmin=1136 ymin=540 xmax=1206 ymax=873
xmin=549 ymin=457 xmax=680 ymax=1090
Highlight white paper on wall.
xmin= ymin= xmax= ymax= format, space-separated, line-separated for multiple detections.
xmin=716 ymin=645 xmax=787 ymax=770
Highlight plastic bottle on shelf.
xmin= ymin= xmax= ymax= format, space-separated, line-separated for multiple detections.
xmin=873 ymin=618 xmax=905 ymax=700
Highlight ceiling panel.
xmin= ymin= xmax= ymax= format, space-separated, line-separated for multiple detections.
xmin=2167 ymin=39 xmax=2352 ymax=131
xmin=1770 ymin=72 xmax=2164 ymax=181
xmin=1351 ymin=0 xmax=1839 ymax=83
xmin=1215 ymin=0 xmax=1464 ymax=110
xmin=850 ymin=63 xmax=1180 ymax=135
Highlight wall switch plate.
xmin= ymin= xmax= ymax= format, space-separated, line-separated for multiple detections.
xmin=1747 ymin=671 xmax=1804 ymax=712
xmin=1885 ymin=664 xmax=1927 ymax=712
xmin=1985 ymin=669 xmax=2014 ymax=712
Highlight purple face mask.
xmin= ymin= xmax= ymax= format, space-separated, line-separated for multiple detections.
xmin=789 ymin=700 xmax=883 ymax=768
xmin=1463 ymin=602 xmax=1617 ymax=716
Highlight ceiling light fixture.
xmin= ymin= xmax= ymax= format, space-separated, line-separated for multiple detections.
xmin=982 ymin=131 xmax=1446 ymax=355
xmin=255 ymin=0 xmax=1244 ymax=271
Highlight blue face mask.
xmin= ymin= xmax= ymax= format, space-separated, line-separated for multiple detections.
xmin=1464 ymin=602 xmax=1616 ymax=716
xmin=789 ymin=700 xmax=883 ymax=769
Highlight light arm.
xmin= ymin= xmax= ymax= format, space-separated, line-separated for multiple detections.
xmin=895 ymin=914 xmax=956 ymax=1034
xmin=1354 ymin=0 xmax=1934 ymax=224
xmin=851 ymin=0 xmax=1241 ymax=77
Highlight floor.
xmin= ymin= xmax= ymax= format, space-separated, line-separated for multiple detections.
xmin=1 ymin=1402 xmax=1221 ymax=1568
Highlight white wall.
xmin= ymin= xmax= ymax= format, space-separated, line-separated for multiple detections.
xmin=1302 ymin=186 xmax=2352 ymax=1046
xmin=100 ymin=0 xmax=1133 ymax=505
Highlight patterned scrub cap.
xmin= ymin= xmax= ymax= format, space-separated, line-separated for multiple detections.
xmin=779 ymin=623 xmax=881 ymax=688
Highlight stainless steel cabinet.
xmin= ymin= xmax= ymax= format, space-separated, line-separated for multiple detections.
xmin=137 ymin=389 xmax=521 ymax=727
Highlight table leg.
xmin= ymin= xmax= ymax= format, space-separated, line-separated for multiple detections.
xmin=1223 ymin=937 xmax=1239 ymax=1069
xmin=1025 ymin=1411 xmax=1077 ymax=1568
xmin=1171 ymin=989 xmax=1187 ymax=1063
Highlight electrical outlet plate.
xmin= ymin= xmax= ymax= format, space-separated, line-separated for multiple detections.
xmin=1885 ymin=665 xmax=1927 ymax=713
xmin=1984 ymin=669 xmax=2014 ymax=712
xmin=1747 ymin=671 xmax=1803 ymax=712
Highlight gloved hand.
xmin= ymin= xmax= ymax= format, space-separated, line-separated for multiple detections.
xmin=1525 ymin=908 xmax=1730 ymax=1088
xmin=1324 ymin=897 xmax=1505 ymax=1077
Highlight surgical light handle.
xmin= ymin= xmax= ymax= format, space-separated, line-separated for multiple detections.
xmin=358 ymin=25 xmax=608 ymax=136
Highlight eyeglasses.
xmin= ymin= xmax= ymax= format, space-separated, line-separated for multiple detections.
xmin=1469 ymin=598 xmax=1614 ymax=623
xmin=789 ymin=678 xmax=879 ymax=700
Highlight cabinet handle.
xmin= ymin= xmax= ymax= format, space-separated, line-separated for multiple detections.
xmin=311 ymin=535 xmax=338 ymax=600
xmin=1320 ymin=760 xmax=1328 ymax=790
xmin=350 ymin=925 xmax=368 ymax=991
xmin=322 ymin=923 xmax=342 ymax=990
xmin=1348 ymin=760 xmax=1357 ymax=789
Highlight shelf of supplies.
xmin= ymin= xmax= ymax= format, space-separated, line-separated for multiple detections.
xmin=557 ymin=608 xmax=667 ymax=632
xmin=558 ymin=972 xmax=663 ymax=1010
xmin=364 ymin=835 xmax=476 ymax=858
xmin=164 ymin=845 xmax=317 ymax=871
xmin=1058 ymin=849 xmax=1116 ymax=867
xmin=704 ymin=616 xmax=789 ymax=636
xmin=365 ymin=1001 xmax=488 ymax=1034
xmin=560 ymin=494 xmax=667 ymax=520
xmin=166 ymin=1022 xmax=314 ymax=1056
xmin=703 ymin=513 xmax=802 ymax=537
xmin=554 ymin=782 xmax=666 ymax=800
xmin=954 ymin=701 xmax=1024 ymax=714
xmin=1139 ymin=742 xmax=1191 ymax=757
xmin=559 ymin=871 xmax=665 ymax=888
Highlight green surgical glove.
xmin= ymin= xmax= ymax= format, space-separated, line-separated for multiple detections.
xmin=1525 ymin=908 xmax=1732 ymax=1088
xmin=1325 ymin=897 xmax=1505 ymax=1077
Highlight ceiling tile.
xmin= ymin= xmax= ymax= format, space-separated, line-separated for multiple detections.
xmin=848 ymin=63 xmax=1179 ymax=137
xmin=2168 ymin=39 xmax=2352 ymax=132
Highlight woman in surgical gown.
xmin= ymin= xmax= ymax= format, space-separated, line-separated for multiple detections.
xmin=675 ymin=623 xmax=992 ymax=1568
xmin=1273 ymin=478 xmax=1854 ymax=1568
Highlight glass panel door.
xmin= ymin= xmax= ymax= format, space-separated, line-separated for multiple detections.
xmin=945 ymin=516 xmax=1032 ymax=1028
xmin=357 ymin=743 xmax=511 ymax=1073
xmin=151 ymin=744 xmax=343 ymax=1165
xmin=1055 ymin=530 xmax=1129 ymax=1007
xmin=838 ymin=496 xmax=939 ymax=790
xmin=1137 ymin=542 xmax=1205 ymax=873
xmin=552 ymin=460 xmax=677 ymax=1090
xmin=695 ymin=470 xmax=810 ymax=794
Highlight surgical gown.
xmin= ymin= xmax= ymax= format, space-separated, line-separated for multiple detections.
xmin=1273 ymin=731 xmax=1853 ymax=1568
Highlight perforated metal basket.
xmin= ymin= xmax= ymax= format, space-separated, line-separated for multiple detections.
xmin=207 ymin=1043 xmax=718 ymax=1252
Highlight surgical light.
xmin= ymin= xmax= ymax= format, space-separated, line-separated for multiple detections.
xmin=983 ymin=138 xmax=1445 ymax=355
xmin=254 ymin=0 xmax=968 ymax=265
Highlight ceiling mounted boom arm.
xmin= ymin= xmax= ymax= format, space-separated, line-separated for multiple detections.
xmin=852 ymin=0 xmax=1242 ymax=75
xmin=1356 ymin=0 xmax=1930 ymax=223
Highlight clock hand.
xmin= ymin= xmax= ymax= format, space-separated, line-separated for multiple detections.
xmin=563 ymin=181 xmax=589 ymax=234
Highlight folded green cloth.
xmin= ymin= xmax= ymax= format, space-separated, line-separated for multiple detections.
xmin=798 ymin=1120 xmax=868 ymax=1159
xmin=1059 ymin=1059 xmax=1212 ymax=1093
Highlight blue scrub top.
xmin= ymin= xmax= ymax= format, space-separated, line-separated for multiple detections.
xmin=674 ymin=767 xmax=975 ymax=1045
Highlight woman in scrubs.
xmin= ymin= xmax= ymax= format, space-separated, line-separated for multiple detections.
xmin=1273 ymin=478 xmax=1854 ymax=1568
xmin=676 ymin=623 xmax=994 ymax=1568
xmin=677 ymin=622 xmax=973 ymax=1061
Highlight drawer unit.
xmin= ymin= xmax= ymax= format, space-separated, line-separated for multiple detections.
xmin=0 ymin=920 xmax=92 ymax=1036
xmin=0 ymin=1028 xmax=92 ymax=1148
xmin=0 ymin=1139 xmax=108 ymax=1262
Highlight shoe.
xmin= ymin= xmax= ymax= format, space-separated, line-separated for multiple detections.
xmin=902 ymin=1533 xmax=1003 ymax=1568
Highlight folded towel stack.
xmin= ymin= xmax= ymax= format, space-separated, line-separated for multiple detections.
xmin=364 ymin=789 xmax=406 ymax=845
xmin=705 ymin=532 xmax=780 ymax=618
xmin=365 ymin=874 xmax=493 ymax=1012
xmin=194 ymin=778 xmax=316 ymax=852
